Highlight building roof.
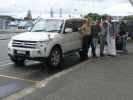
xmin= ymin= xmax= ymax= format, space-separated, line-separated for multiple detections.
xmin=0 ymin=15 xmax=15 ymax=20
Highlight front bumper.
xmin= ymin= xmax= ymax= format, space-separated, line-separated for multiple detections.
xmin=8 ymin=46 xmax=48 ymax=60
xmin=8 ymin=53 xmax=47 ymax=61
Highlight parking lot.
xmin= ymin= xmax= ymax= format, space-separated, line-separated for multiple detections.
xmin=0 ymin=33 xmax=84 ymax=98
xmin=0 ymin=33 xmax=133 ymax=99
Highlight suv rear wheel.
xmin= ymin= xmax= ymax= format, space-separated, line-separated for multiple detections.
xmin=47 ymin=46 xmax=62 ymax=68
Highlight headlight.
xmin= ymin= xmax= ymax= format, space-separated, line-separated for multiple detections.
xmin=35 ymin=41 xmax=49 ymax=48
xmin=8 ymin=39 xmax=13 ymax=47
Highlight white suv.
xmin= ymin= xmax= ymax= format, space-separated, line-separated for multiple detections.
xmin=8 ymin=18 xmax=84 ymax=67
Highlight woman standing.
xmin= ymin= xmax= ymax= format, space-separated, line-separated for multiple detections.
xmin=80 ymin=17 xmax=93 ymax=59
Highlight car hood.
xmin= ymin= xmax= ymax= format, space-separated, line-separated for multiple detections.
xmin=12 ymin=32 xmax=58 ymax=41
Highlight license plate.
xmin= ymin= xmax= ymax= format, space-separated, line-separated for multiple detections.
xmin=17 ymin=50 xmax=26 ymax=54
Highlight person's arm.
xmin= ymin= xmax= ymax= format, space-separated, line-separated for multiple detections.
xmin=79 ymin=24 xmax=85 ymax=36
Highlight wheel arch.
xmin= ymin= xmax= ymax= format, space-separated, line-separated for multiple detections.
xmin=47 ymin=44 xmax=63 ymax=57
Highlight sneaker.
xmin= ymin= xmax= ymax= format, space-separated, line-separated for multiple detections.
xmin=92 ymin=55 xmax=98 ymax=58
xmin=108 ymin=54 xmax=116 ymax=57
xmin=100 ymin=53 xmax=104 ymax=57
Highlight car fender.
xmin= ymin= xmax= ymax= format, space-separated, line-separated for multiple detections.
xmin=46 ymin=40 xmax=63 ymax=57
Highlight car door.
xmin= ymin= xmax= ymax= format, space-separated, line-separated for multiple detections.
xmin=61 ymin=20 xmax=76 ymax=53
xmin=71 ymin=19 xmax=84 ymax=50
xmin=61 ymin=19 xmax=83 ymax=53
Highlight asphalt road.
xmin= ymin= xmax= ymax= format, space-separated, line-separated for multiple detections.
xmin=0 ymin=33 xmax=82 ymax=99
xmin=21 ymin=43 xmax=133 ymax=100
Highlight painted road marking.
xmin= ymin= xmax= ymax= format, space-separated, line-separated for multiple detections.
xmin=0 ymin=81 xmax=28 ymax=99
xmin=3 ymin=59 xmax=91 ymax=100
xmin=0 ymin=75 xmax=40 ymax=83
xmin=0 ymin=63 xmax=13 ymax=67
xmin=0 ymin=60 xmax=11 ymax=65
xmin=0 ymin=60 xmax=39 ymax=67
xmin=0 ymin=60 xmax=12 ymax=67
xmin=3 ymin=87 xmax=36 ymax=100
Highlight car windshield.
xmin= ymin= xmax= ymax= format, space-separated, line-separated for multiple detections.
xmin=31 ymin=19 xmax=64 ymax=33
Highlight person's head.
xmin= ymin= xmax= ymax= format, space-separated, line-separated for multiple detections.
xmin=84 ymin=17 xmax=91 ymax=25
xmin=101 ymin=16 xmax=106 ymax=21
xmin=106 ymin=16 xmax=112 ymax=22
xmin=99 ymin=17 xmax=107 ymax=28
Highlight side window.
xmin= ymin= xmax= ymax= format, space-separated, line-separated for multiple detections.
xmin=72 ymin=21 xmax=78 ymax=32
xmin=72 ymin=20 xmax=84 ymax=32
xmin=64 ymin=20 xmax=73 ymax=33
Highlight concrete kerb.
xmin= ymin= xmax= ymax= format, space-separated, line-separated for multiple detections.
xmin=2 ymin=60 xmax=90 ymax=100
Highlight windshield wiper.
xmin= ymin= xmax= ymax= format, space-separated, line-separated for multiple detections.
xmin=32 ymin=29 xmax=46 ymax=32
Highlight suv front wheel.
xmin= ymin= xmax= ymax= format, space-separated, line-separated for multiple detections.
xmin=47 ymin=46 xmax=62 ymax=68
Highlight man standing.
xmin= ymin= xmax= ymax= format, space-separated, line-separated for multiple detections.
xmin=119 ymin=21 xmax=128 ymax=54
xmin=91 ymin=24 xmax=98 ymax=57
xmin=106 ymin=16 xmax=117 ymax=56
xmin=99 ymin=18 xmax=107 ymax=57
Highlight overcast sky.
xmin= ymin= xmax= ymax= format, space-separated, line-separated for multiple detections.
xmin=0 ymin=0 xmax=133 ymax=18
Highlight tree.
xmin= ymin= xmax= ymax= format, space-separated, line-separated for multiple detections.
xmin=84 ymin=13 xmax=111 ymax=24
xmin=88 ymin=13 xmax=101 ymax=21
xmin=84 ymin=13 xmax=102 ymax=24
xmin=24 ymin=10 xmax=32 ymax=20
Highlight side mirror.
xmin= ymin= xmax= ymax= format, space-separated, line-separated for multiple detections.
xmin=65 ymin=28 xmax=73 ymax=33
xmin=27 ymin=27 xmax=32 ymax=32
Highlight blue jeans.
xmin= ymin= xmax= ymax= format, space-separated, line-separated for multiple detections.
xmin=122 ymin=35 xmax=128 ymax=53
xmin=82 ymin=36 xmax=92 ymax=58
xmin=99 ymin=35 xmax=106 ymax=55
xmin=90 ymin=38 xmax=97 ymax=57
xmin=82 ymin=36 xmax=96 ymax=58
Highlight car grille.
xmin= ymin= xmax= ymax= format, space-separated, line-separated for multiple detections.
xmin=12 ymin=40 xmax=37 ymax=49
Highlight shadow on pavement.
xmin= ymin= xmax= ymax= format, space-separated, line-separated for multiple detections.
xmin=7 ymin=53 xmax=84 ymax=81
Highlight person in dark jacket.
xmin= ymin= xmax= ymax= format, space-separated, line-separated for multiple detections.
xmin=119 ymin=21 xmax=128 ymax=54
xmin=91 ymin=24 xmax=98 ymax=58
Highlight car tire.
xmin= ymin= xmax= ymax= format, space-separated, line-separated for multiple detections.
xmin=47 ymin=46 xmax=62 ymax=68
xmin=10 ymin=57 xmax=25 ymax=66
xmin=78 ymin=49 xmax=85 ymax=58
